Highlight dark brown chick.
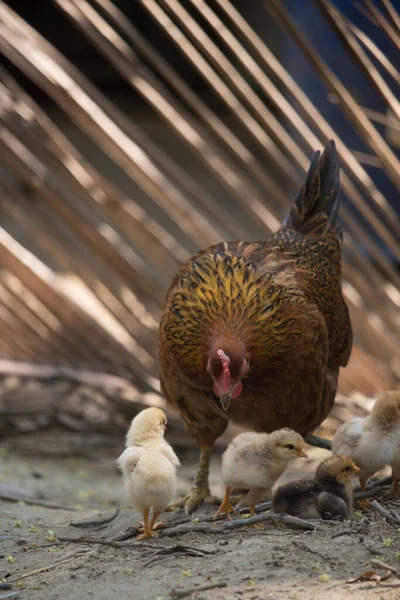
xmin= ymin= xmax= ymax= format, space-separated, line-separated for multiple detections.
xmin=272 ymin=456 xmax=359 ymax=520
xmin=158 ymin=141 xmax=352 ymax=514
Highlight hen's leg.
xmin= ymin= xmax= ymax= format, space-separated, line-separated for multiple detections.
xmin=168 ymin=447 xmax=219 ymax=515
xmin=214 ymin=486 xmax=239 ymax=521
xmin=135 ymin=507 xmax=154 ymax=540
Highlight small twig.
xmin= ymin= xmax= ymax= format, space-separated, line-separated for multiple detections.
xmin=371 ymin=500 xmax=400 ymax=525
xmin=13 ymin=550 xmax=97 ymax=581
xmin=0 ymin=593 xmax=20 ymax=600
xmin=142 ymin=545 xmax=212 ymax=567
xmin=70 ymin=503 xmax=120 ymax=528
xmin=330 ymin=530 xmax=356 ymax=539
xmin=169 ymin=581 xmax=227 ymax=599
xmin=370 ymin=559 xmax=399 ymax=576
xmin=0 ymin=491 xmax=78 ymax=511
xmin=58 ymin=536 xmax=169 ymax=550
xmin=291 ymin=540 xmax=328 ymax=559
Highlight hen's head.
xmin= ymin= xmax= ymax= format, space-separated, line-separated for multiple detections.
xmin=207 ymin=345 xmax=249 ymax=411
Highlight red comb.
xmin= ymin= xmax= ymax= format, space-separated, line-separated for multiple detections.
xmin=217 ymin=349 xmax=231 ymax=393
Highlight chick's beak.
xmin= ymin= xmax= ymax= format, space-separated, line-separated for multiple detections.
xmin=352 ymin=466 xmax=360 ymax=473
xmin=297 ymin=449 xmax=308 ymax=458
xmin=219 ymin=393 xmax=232 ymax=412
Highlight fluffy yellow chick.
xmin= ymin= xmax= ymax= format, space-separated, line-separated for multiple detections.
xmin=214 ymin=428 xmax=308 ymax=520
xmin=273 ymin=455 xmax=359 ymax=519
xmin=332 ymin=391 xmax=400 ymax=497
xmin=117 ymin=407 xmax=180 ymax=539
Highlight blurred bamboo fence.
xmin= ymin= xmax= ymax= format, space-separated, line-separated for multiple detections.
xmin=0 ymin=0 xmax=400 ymax=439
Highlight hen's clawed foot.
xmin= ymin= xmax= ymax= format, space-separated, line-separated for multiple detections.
xmin=168 ymin=488 xmax=220 ymax=515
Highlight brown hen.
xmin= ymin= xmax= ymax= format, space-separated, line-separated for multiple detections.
xmin=158 ymin=140 xmax=352 ymax=514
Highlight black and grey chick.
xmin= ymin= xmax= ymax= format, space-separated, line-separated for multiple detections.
xmin=272 ymin=455 xmax=359 ymax=520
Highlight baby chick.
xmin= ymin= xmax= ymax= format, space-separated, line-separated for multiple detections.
xmin=273 ymin=455 xmax=359 ymax=519
xmin=214 ymin=428 xmax=308 ymax=520
xmin=117 ymin=407 xmax=180 ymax=539
xmin=332 ymin=391 xmax=400 ymax=497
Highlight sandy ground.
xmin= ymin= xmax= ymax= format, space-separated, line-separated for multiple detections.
xmin=1 ymin=443 xmax=400 ymax=600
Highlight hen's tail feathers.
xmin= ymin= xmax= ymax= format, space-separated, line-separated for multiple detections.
xmin=284 ymin=140 xmax=341 ymax=238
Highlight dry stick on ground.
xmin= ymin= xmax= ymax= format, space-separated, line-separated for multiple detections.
xmin=371 ymin=500 xmax=400 ymax=525
xmin=59 ymin=536 xmax=214 ymax=562
xmin=169 ymin=582 xmax=227 ymax=599
xmin=160 ymin=513 xmax=339 ymax=537
xmin=58 ymin=536 xmax=170 ymax=551
xmin=330 ymin=530 xmax=357 ymax=539
xmin=0 ymin=491 xmax=78 ymax=511
xmin=370 ymin=559 xmax=399 ymax=577
xmin=70 ymin=503 xmax=120 ymax=528
xmin=141 ymin=545 xmax=213 ymax=568
xmin=13 ymin=549 xmax=98 ymax=581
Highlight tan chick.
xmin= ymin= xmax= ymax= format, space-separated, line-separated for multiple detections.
xmin=117 ymin=407 xmax=180 ymax=540
xmin=214 ymin=428 xmax=308 ymax=520
xmin=273 ymin=455 xmax=359 ymax=519
xmin=332 ymin=391 xmax=400 ymax=498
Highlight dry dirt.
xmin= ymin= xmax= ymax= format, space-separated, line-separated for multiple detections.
xmin=1 ymin=442 xmax=400 ymax=600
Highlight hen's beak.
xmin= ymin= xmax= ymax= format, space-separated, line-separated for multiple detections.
xmin=219 ymin=393 xmax=232 ymax=412
xmin=297 ymin=449 xmax=308 ymax=458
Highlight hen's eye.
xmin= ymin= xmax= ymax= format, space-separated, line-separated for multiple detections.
xmin=284 ymin=443 xmax=295 ymax=450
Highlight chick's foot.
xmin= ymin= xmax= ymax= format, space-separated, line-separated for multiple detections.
xmin=214 ymin=487 xmax=239 ymax=521
xmin=356 ymin=499 xmax=372 ymax=511
xmin=389 ymin=479 xmax=399 ymax=499
xmin=135 ymin=530 xmax=155 ymax=541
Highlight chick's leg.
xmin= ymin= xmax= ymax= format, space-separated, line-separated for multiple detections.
xmin=390 ymin=460 xmax=400 ymax=499
xmin=149 ymin=510 xmax=165 ymax=531
xmin=135 ymin=507 xmax=154 ymax=541
xmin=214 ymin=486 xmax=239 ymax=521
xmin=356 ymin=473 xmax=371 ymax=511
xmin=245 ymin=487 xmax=266 ymax=527
xmin=168 ymin=447 xmax=219 ymax=515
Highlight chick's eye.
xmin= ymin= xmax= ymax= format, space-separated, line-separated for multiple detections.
xmin=284 ymin=444 xmax=295 ymax=450
xmin=344 ymin=466 xmax=351 ymax=472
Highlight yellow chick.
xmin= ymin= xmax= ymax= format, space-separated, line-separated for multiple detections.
xmin=117 ymin=407 xmax=180 ymax=539
xmin=332 ymin=391 xmax=400 ymax=497
xmin=214 ymin=428 xmax=308 ymax=520
xmin=273 ymin=455 xmax=359 ymax=519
